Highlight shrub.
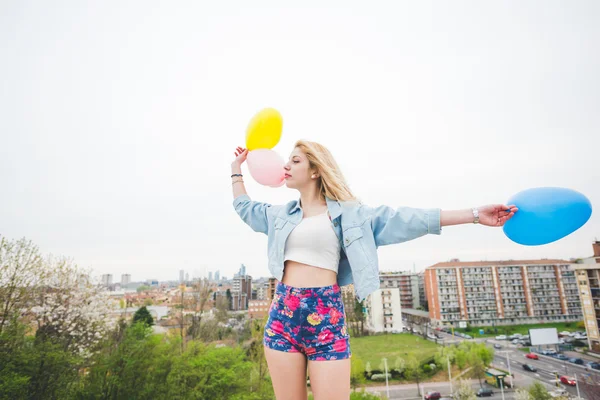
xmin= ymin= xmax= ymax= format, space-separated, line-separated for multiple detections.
xmin=371 ymin=373 xmax=392 ymax=381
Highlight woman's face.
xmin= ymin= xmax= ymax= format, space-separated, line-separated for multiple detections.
xmin=283 ymin=147 xmax=316 ymax=189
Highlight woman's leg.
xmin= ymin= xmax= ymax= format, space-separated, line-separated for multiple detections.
xmin=264 ymin=346 xmax=308 ymax=400
xmin=307 ymin=358 xmax=351 ymax=400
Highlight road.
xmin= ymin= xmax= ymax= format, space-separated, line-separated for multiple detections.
xmin=404 ymin=324 xmax=600 ymax=399
xmin=365 ymin=379 xmax=520 ymax=399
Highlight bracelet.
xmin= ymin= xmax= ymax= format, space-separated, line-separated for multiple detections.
xmin=472 ymin=208 xmax=479 ymax=224
xmin=231 ymin=173 xmax=243 ymax=178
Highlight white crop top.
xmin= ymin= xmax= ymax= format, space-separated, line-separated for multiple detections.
xmin=283 ymin=211 xmax=342 ymax=273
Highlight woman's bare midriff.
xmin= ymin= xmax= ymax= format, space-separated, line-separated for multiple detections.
xmin=281 ymin=260 xmax=337 ymax=288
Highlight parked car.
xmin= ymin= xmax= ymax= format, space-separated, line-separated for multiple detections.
xmin=509 ymin=334 xmax=522 ymax=340
xmin=554 ymin=354 xmax=568 ymax=361
xmin=511 ymin=339 xmax=520 ymax=345
xmin=495 ymin=335 xmax=507 ymax=340
xmin=525 ymin=353 xmax=539 ymax=360
xmin=463 ymin=334 xmax=473 ymax=339
xmin=586 ymin=362 xmax=600 ymax=370
xmin=476 ymin=388 xmax=494 ymax=397
xmin=494 ymin=344 xmax=503 ymax=349
xmin=424 ymin=391 xmax=441 ymax=400
xmin=560 ymin=376 xmax=577 ymax=386
xmin=559 ymin=331 xmax=571 ymax=336
xmin=569 ymin=358 xmax=584 ymax=365
xmin=541 ymin=349 xmax=557 ymax=355
xmin=523 ymin=363 xmax=537 ymax=372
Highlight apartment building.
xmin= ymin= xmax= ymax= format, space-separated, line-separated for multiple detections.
xmin=425 ymin=259 xmax=582 ymax=327
xmin=574 ymin=241 xmax=600 ymax=354
xmin=365 ymin=288 xmax=403 ymax=333
xmin=379 ymin=272 xmax=424 ymax=309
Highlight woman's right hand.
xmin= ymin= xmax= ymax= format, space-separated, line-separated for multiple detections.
xmin=232 ymin=146 xmax=248 ymax=167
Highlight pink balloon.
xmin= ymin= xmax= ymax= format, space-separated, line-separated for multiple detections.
xmin=247 ymin=149 xmax=286 ymax=187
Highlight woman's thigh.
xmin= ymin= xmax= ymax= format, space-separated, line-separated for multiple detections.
xmin=308 ymin=358 xmax=351 ymax=400
xmin=264 ymin=346 xmax=308 ymax=400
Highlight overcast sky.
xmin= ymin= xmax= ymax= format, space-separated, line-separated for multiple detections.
xmin=1 ymin=1 xmax=598 ymax=283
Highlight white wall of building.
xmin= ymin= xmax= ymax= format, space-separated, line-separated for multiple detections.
xmin=367 ymin=288 xmax=403 ymax=333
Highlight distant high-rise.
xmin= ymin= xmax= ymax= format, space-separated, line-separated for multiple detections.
xmin=208 ymin=271 xmax=213 ymax=281
xmin=185 ymin=272 xmax=189 ymax=282
xmin=179 ymin=269 xmax=184 ymax=283
xmin=215 ymin=270 xmax=220 ymax=281
xmin=101 ymin=274 xmax=113 ymax=287
xmin=121 ymin=274 xmax=131 ymax=286
xmin=235 ymin=264 xmax=247 ymax=278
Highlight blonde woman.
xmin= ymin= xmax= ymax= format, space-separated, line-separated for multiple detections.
xmin=231 ymin=140 xmax=517 ymax=400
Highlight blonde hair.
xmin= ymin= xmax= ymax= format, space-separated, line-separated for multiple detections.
xmin=293 ymin=140 xmax=357 ymax=202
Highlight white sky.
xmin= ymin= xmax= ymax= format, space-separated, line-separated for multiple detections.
xmin=1 ymin=1 xmax=599 ymax=283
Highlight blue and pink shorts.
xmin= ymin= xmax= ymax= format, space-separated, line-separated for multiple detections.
xmin=263 ymin=281 xmax=352 ymax=361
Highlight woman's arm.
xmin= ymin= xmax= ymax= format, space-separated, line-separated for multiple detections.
xmin=441 ymin=204 xmax=518 ymax=227
xmin=231 ymin=147 xmax=248 ymax=199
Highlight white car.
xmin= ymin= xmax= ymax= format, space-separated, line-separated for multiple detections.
xmin=495 ymin=335 xmax=507 ymax=340
xmin=559 ymin=331 xmax=571 ymax=336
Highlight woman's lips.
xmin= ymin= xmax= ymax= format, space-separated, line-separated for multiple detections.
xmin=284 ymin=174 xmax=292 ymax=179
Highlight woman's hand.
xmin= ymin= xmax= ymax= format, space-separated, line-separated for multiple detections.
xmin=478 ymin=204 xmax=518 ymax=227
xmin=232 ymin=146 xmax=248 ymax=168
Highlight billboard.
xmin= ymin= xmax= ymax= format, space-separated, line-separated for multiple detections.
xmin=529 ymin=327 xmax=559 ymax=346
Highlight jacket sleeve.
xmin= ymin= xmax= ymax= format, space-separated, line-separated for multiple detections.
xmin=233 ymin=194 xmax=275 ymax=235
xmin=367 ymin=204 xmax=442 ymax=247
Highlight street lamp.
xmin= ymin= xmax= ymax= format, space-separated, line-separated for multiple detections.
xmin=382 ymin=357 xmax=390 ymax=399
xmin=499 ymin=350 xmax=513 ymax=389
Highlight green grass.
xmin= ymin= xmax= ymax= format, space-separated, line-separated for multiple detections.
xmin=350 ymin=333 xmax=439 ymax=367
xmin=455 ymin=322 xmax=582 ymax=338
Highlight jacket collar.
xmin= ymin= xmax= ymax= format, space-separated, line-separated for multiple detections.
xmin=290 ymin=196 xmax=342 ymax=220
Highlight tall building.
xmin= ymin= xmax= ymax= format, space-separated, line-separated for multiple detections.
xmin=185 ymin=272 xmax=189 ymax=282
xmin=121 ymin=274 xmax=131 ymax=286
xmin=235 ymin=264 xmax=247 ymax=278
xmin=365 ymin=288 xmax=403 ymax=333
xmin=232 ymin=275 xmax=252 ymax=311
xmin=425 ymin=259 xmax=582 ymax=327
xmin=379 ymin=272 xmax=422 ymax=309
xmin=208 ymin=271 xmax=213 ymax=282
xmin=179 ymin=269 xmax=184 ymax=283
xmin=574 ymin=242 xmax=600 ymax=354
xmin=101 ymin=274 xmax=113 ymax=287
xmin=215 ymin=270 xmax=220 ymax=282
xmin=257 ymin=277 xmax=278 ymax=301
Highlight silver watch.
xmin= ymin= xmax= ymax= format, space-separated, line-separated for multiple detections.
xmin=472 ymin=208 xmax=479 ymax=224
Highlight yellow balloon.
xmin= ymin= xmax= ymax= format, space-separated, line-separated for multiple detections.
xmin=245 ymin=108 xmax=283 ymax=150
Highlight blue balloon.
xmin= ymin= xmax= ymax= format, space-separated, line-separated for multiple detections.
xmin=503 ymin=187 xmax=592 ymax=246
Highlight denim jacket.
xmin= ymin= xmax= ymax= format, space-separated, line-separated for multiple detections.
xmin=233 ymin=194 xmax=442 ymax=302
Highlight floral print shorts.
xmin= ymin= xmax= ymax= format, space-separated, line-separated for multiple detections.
xmin=263 ymin=281 xmax=351 ymax=361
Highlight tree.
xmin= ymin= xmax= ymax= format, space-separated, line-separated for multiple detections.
xmin=0 ymin=236 xmax=48 ymax=335
xmin=353 ymin=299 xmax=366 ymax=336
xmin=187 ymin=278 xmax=213 ymax=340
xmin=404 ymin=356 xmax=424 ymax=396
xmin=365 ymin=361 xmax=372 ymax=379
xmin=136 ymin=284 xmax=151 ymax=293
xmin=246 ymin=316 xmax=272 ymax=397
xmin=527 ymin=382 xmax=552 ymax=400
xmin=133 ymin=306 xmax=154 ymax=326
xmin=393 ymin=357 xmax=406 ymax=375
xmin=27 ymin=256 xmax=112 ymax=397
xmin=350 ymin=356 xmax=366 ymax=390
xmin=226 ymin=288 xmax=232 ymax=310
xmin=454 ymin=379 xmax=476 ymax=400
xmin=514 ymin=388 xmax=531 ymax=400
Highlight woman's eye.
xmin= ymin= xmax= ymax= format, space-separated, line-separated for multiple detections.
xmin=293 ymin=160 xmax=299 ymax=164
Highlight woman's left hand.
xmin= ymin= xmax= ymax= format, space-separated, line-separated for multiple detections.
xmin=478 ymin=204 xmax=519 ymax=227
